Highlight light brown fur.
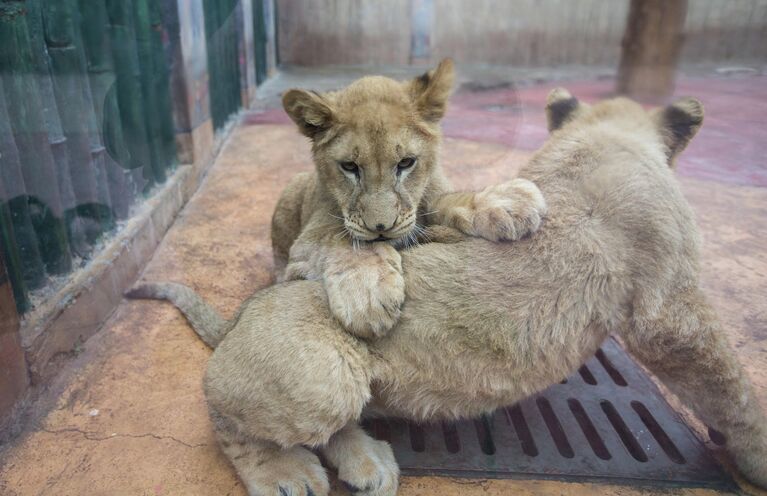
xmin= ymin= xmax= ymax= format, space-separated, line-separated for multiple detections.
xmin=128 ymin=88 xmax=767 ymax=495
xmin=272 ymin=59 xmax=546 ymax=339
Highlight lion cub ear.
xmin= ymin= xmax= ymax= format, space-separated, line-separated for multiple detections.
xmin=545 ymin=88 xmax=581 ymax=132
xmin=410 ymin=58 xmax=455 ymax=122
xmin=282 ymin=89 xmax=335 ymax=139
xmin=655 ymin=97 xmax=704 ymax=165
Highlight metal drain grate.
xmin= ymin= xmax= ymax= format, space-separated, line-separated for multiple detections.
xmin=363 ymin=338 xmax=732 ymax=489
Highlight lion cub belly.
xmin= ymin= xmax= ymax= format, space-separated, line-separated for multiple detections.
xmin=365 ymin=325 xmax=609 ymax=421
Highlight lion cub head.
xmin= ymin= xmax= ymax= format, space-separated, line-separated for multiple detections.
xmin=545 ymin=87 xmax=704 ymax=168
xmin=282 ymin=59 xmax=454 ymax=243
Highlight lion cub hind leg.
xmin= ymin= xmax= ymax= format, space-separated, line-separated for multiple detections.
xmin=204 ymin=282 xmax=375 ymax=495
xmin=624 ymin=287 xmax=767 ymax=489
xmin=321 ymin=423 xmax=399 ymax=496
xmin=211 ymin=410 xmax=330 ymax=496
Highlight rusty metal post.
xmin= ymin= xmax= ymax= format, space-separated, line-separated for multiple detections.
xmin=617 ymin=0 xmax=688 ymax=102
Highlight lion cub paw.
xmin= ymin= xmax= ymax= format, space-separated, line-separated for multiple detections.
xmin=324 ymin=245 xmax=405 ymax=339
xmin=466 ymin=178 xmax=546 ymax=241
xmin=323 ymin=425 xmax=399 ymax=496
xmin=235 ymin=446 xmax=330 ymax=496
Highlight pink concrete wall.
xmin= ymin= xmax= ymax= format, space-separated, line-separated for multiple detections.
xmin=277 ymin=0 xmax=411 ymax=66
xmin=277 ymin=0 xmax=767 ymax=67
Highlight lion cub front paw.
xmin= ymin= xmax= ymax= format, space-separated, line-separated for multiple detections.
xmin=324 ymin=245 xmax=405 ymax=339
xmin=466 ymin=178 xmax=547 ymax=241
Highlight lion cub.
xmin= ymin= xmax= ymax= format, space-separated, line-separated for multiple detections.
xmin=272 ymin=59 xmax=546 ymax=339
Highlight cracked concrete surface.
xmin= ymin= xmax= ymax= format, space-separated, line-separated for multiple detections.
xmin=1 ymin=72 xmax=766 ymax=495
xmin=39 ymin=427 xmax=209 ymax=449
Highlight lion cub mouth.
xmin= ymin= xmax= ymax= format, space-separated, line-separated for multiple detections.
xmin=371 ymin=227 xmax=422 ymax=249
xmin=359 ymin=233 xmax=406 ymax=244
xmin=345 ymin=218 xmax=419 ymax=247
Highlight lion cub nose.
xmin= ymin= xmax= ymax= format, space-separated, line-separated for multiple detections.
xmin=365 ymin=220 xmax=395 ymax=233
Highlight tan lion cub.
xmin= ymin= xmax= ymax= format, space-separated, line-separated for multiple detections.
xmin=271 ymin=59 xmax=546 ymax=339
xmin=127 ymin=90 xmax=767 ymax=495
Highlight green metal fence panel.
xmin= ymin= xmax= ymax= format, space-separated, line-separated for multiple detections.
xmin=0 ymin=77 xmax=37 ymax=312
xmin=253 ymin=0 xmax=267 ymax=85
xmin=204 ymin=0 xmax=242 ymax=129
xmin=145 ymin=0 xmax=177 ymax=178
xmin=1 ymin=1 xmax=72 ymax=280
xmin=134 ymin=0 xmax=168 ymax=183
xmin=77 ymin=0 xmax=135 ymax=221
xmin=0 ymin=0 xmax=177 ymax=314
xmin=105 ymin=0 xmax=153 ymax=181
xmin=42 ymin=0 xmax=116 ymax=250
xmin=26 ymin=0 xmax=88 ymax=259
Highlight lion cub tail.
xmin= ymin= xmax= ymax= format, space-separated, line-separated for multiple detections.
xmin=125 ymin=282 xmax=228 ymax=348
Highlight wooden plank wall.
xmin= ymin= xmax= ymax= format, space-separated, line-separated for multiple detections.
xmin=277 ymin=0 xmax=767 ymax=67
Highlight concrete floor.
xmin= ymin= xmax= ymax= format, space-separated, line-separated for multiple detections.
xmin=1 ymin=70 xmax=766 ymax=495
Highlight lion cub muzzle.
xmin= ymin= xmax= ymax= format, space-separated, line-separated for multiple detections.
xmin=344 ymin=210 xmax=416 ymax=243
xmin=345 ymin=190 xmax=416 ymax=242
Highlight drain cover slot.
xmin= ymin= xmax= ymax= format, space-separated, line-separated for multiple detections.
xmin=363 ymin=338 xmax=731 ymax=488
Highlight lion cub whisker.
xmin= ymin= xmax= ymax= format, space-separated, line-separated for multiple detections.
xmin=334 ymin=228 xmax=351 ymax=241
xmin=418 ymin=209 xmax=440 ymax=217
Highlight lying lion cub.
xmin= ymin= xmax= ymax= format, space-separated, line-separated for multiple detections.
xmin=271 ymin=59 xmax=546 ymax=338
xmin=129 ymin=91 xmax=767 ymax=496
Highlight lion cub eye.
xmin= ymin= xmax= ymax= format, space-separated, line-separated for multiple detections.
xmin=397 ymin=157 xmax=416 ymax=172
xmin=339 ymin=162 xmax=359 ymax=174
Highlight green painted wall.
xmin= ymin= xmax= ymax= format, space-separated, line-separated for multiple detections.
xmin=0 ymin=0 xmax=177 ymax=313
